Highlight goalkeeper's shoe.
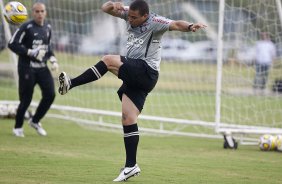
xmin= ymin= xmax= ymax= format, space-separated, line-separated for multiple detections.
xmin=58 ymin=72 xmax=71 ymax=95
xmin=29 ymin=119 xmax=47 ymax=136
xmin=13 ymin=128 xmax=25 ymax=137
xmin=113 ymin=164 xmax=141 ymax=182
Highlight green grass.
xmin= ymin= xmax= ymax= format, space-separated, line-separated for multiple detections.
xmin=1 ymin=118 xmax=282 ymax=184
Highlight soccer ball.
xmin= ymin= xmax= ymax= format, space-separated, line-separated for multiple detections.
xmin=0 ymin=104 xmax=9 ymax=117
xmin=259 ymin=134 xmax=276 ymax=151
xmin=276 ymin=135 xmax=282 ymax=152
xmin=4 ymin=1 xmax=28 ymax=25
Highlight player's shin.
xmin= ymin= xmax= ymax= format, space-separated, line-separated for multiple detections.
xmin=70 ymin=61 xmax=108 ymax=88
xmin=123 ymin=124 xmax=139 ymax=167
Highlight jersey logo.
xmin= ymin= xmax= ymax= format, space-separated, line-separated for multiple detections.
xmin=127 ymin=33 xmax=144 ymax=48
xmin=152 ymin=17 xmax=170 ymax=24
xmin=139 ymin=22 xmax=149 ymax=33
xmin=140 ymin=26 xmax=148 ymax=33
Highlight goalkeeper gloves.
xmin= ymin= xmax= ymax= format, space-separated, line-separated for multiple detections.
xmin=27 ymin=47 xmax=46 ymax=62
xmin=49 ymin=56 xmax=59 ymax=72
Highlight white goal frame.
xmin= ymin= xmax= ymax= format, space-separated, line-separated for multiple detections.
xmin=215 ymin=0 xmax=282 ymax=139
xmin=2 ymin=100 xmax=282 ymax=145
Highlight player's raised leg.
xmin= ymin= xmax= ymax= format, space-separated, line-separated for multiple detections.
xmin=58 ymin=55 xmax=122 ymax=95
xmin=58 ymin=60 xmax=107 ymax=95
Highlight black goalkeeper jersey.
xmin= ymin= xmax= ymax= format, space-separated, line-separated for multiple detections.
xmin=8 ymin=20 xmax=55 ymax=67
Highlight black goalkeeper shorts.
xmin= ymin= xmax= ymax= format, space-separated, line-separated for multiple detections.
xmin=117 ymin=56 xmax=159 ymax=112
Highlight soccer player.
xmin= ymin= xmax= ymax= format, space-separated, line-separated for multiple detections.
xmin=58 ymin=0 xmax=206 ymax=181
xmin=8 ymin=2 xmax=59 ymax=137
xmin=253 ymin=32 xmax=276 ymax=94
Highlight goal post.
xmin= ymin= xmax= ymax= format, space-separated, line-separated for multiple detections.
xmin=0 ymin=0 xmax=18 ymax=86
xmin=1 ymin=0 xmax=282 ymax=143
xmin=276 ymin=0 xmax=282 ymax=27
xmin=216 ymin=0 xmax=282 ymax=140
xmin=215 ymin=0 xmax=225 ymax=133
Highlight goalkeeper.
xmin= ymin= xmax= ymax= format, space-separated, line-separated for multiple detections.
xmin=58 ymin=0 xmax=206 ymax=181
xmin=8 ymin=2 xmax=59 ymax=137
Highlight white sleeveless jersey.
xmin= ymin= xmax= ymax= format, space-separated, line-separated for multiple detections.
xmin=120 ymin=12 xmax=172 ymax=71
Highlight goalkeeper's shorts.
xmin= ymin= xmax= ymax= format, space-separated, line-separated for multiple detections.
xmin=117 ymin=56 xmax=159 ymax=112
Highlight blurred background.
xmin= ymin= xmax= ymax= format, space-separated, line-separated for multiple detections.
xmin=1 ymin=0 xmax=282 ymax=63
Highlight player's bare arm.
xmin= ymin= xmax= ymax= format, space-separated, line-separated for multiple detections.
xmin=169 ymin=20 xmax=207 ymax=32
xmin=101 ymin=1 xmax=126 ymax=17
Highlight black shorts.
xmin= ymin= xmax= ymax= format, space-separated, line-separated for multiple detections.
xmin=117 ymin=56 xmax=159 ymax=112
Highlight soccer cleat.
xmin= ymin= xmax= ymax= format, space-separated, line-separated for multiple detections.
xmin=58 ymin=72 xmax=71 ymax=95
xmin=113 ymin=164 xmax=141 ymax=182
xmin=13 ymin=128 xmax=25 ymax=137
xmin=29 ymin=119 xmax=47 ymax=136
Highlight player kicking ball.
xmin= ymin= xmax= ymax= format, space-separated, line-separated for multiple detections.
xmin=58 ymin=0 xmax=206 ymax=182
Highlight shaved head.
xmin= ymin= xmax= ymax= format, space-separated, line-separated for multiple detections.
xmin=32 ymin=2 xmax=46 ymax=11
xmin=32 ymin=2 xmax=46 ymax=26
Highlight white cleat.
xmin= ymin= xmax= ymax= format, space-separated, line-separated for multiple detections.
xmin=113 ymin=164 xmax=141 ymax=182
xmin=58 ymin=72 xmax=71 ymax=95
xmin=13 ymin=128 xmax=25 ymax=137
xmin=29 ymin=120 xmax=47 ymax=136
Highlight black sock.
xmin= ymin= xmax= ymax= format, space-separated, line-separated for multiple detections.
xmin=70 ymin=61 xmax=107 ymax=89
xmin=123 ymin=124 xmax=139 ymax=167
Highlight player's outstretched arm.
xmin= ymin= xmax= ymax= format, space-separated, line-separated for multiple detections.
xmin=169 ymin=20 xmax=207 ymax=32
xmin=101 ymin=1 xmax=127 ymax=17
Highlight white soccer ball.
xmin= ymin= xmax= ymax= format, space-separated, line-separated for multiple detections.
xmin=6 ymin=104 xmax=17 ymax=118
xmin=259 ymin=134 xmax=276 ymax=151
xmin=276 ymin=135 xmax=282 ymax=152
xmin=4 ymin=1 xmax=28 ymax=25
xmin=0 ymin=104 xmax=9 ymax=117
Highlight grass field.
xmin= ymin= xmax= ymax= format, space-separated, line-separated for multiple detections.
xmin=1 ymin=118 xmax=282 ymax=184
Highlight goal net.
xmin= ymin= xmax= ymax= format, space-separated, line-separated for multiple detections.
xmin=1 ymin=0 xmax=282 ymax=142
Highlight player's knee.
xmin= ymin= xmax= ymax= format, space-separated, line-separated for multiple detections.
xmin=121 ymin=113 xmax=137 ymax=125
xmin=43 ymin=91 xmax=55 ymax=102
xmin=101 ymin=55 xmax=113 ymax=66
xmin=101 ymin=55 xmax=120 ymax=67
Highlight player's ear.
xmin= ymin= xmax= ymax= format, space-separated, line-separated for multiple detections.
xmin=44 ymin=7 xmax=47 ymax=16
xmin=143 ymin=13 xmax=148 ymax=19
